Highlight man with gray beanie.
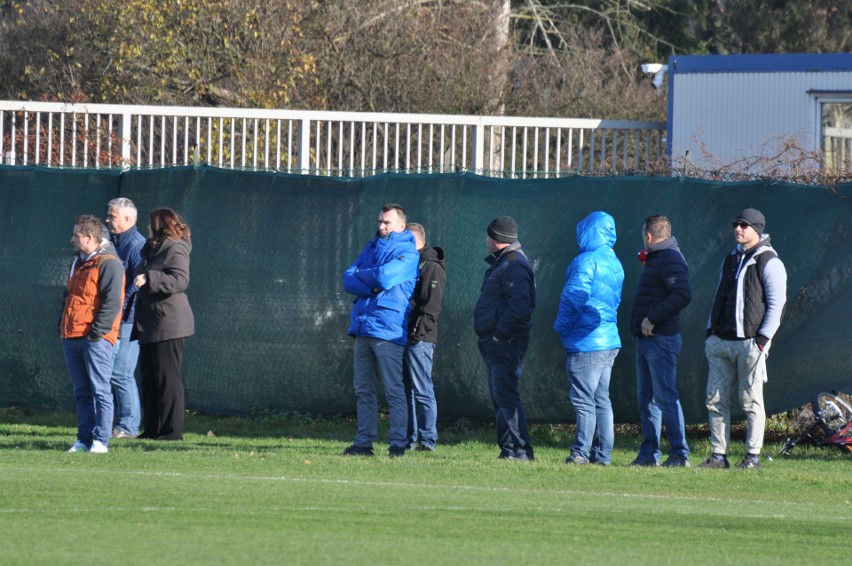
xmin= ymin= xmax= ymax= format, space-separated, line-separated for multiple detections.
xmin=700 ymin=208 xmax=786 ymax=470
xmin=474 ymin=216 xmax=536 ymax=461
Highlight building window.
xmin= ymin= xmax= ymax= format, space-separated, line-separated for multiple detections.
xmin=821 ymin=101 xmax=852 ymax=174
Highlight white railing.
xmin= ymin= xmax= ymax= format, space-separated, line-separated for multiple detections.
xmin=0 ymin=101 xmax=666 ymax=177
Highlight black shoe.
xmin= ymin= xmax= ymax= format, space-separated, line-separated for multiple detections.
xmin=415 ymin=443 xmax=434 ymax=452
xmin=736 ymin=454 xmax=760 ymax=469
xmin=388 ymin=446 xmax=406 ymax=458
xmin=698 ymin=454 xmax=730 ymax=469
xmin=342 ymin=444 xmax=375 ymax=456
xmin=630 ymin=457 xmax=659 ymax=467
xmin=661 ymin=455 xmax=691 ymax=468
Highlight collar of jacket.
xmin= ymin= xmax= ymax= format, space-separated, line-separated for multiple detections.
xmin=485 ymin=240 xmax=521 ymax=264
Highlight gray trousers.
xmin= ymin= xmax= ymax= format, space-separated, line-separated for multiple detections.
xmin=704 ymin=335 xmax=767 ymax=455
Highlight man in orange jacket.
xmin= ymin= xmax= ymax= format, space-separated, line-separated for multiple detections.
xmin=60 ymin=215 xmax=125 ymax=454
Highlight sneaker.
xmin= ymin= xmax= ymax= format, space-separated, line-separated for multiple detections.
xmin=698 ymin=454 xmax=730 ymax=469
xmin=388 ymin=446 xmax=406 ymax=458
xmin=415 ymin=443 xmax=435 ymax=452
xmin=342 ymin=444 xmax=375 ymax=456
xmin=736 ymin=454 xmax=760 ymax=469
xmin=112 ymin=428 xmax=137 ymax=439
xmin=630 ymin=457 xmax=659 ymax=467
xmin=90 ymin=440 xmax=109 ymax=454
xmin=498 ymin=449 xmax=515 ymax=460
xmin=565 ymin=452 xmax=590 ymax=465
xmin=513 ymin=451 xmax=533 ymax=462
xmin=67 ymin=441 xmax=89 ymax=453
xmin=661 ymin=455 xmax=690 ymax=468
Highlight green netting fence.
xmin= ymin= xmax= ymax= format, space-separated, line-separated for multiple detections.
xmin=1 ymin=165 xmax=850 ymax=424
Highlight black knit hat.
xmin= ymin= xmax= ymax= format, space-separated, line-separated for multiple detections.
xmin=487 ymin=216 xmax=518 ymax=244
xmin=733 ymin=208 xmax=765 ymax=235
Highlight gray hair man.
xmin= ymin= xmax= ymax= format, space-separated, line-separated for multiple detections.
xmin=105 ymin=198 xmax=147 ymax=438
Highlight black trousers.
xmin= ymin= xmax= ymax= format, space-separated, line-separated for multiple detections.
xmin=138 ymin=338 xmax=186 ymax=440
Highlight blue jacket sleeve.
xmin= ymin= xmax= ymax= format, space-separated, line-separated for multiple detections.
xmin=553 ymin=257 xmax=592 ymax=338
xmin=354 ymin=249 xmax=419 ymax=291
xmin=343 ymin=248 xmax=375 ymax=297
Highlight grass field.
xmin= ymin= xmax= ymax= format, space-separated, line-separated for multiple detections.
xmin=1 ymin=409 xmax=849 ymax=565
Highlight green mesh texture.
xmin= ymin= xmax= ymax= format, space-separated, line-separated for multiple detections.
xmin=1 ymin=165 xmax=850 ymax=423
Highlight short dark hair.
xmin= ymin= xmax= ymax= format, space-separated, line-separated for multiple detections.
xmin=382 ymin=203 xmax=406 ymax=223
xmin=74 ymin=215 xmax=105 ymax=240
xmin=644 ymin=215 xmax=671 ymax=240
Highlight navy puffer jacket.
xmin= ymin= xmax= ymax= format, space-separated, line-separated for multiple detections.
xmin=630 ymin=236 xmax=691 ymax=337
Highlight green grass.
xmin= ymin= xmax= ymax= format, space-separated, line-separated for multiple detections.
xmin=1 ymin=409 xmax=850 ymax=565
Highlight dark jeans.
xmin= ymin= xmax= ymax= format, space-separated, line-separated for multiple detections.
xmin=635 ymin=334 xmax=689 ymax=462
xmin=478 ymin=336 xmax=532 ymax=459
xmin=139 ymin=338 xmax=186 ymax=440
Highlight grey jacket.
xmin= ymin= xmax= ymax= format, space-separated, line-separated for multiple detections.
xmin=134 ymin=237 xmax=195 ymax=343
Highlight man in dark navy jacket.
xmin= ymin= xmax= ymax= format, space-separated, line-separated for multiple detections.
xmin=473 ymin=216 xmax=536 ymax=461
xmin=630 ymin=215 xmax=692 ymax=467
xmin=105 ymin=198 xmax=146 ymax=439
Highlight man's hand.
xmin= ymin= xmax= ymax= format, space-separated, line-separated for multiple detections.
xmin=641 ymin=317 xmax=655 ymax=337
xmin=134 ymin=274 xmax=147 ymax=288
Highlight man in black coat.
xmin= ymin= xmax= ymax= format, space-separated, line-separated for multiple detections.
xmin=403 ymin=223 xmax=446 ymax=452
xmin=473 ymin=216 xmax=536 ymax=461
xmin=630 ymin=215 xmax=692 ymax=467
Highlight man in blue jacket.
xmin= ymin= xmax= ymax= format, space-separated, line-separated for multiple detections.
xmin=105 ymin=198 xmax=147 ymax=439
xmin=630 ymin=215 xmax=692 ymax=467
xmin=342 ymin=203 xmax=419 ymax=457
xmin=474 ymin=216 xmax=536 ymax=461
xmin=554 ymin=211 xmax=624 ymax=465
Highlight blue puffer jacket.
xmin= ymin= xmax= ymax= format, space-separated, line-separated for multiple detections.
xmin=343 ymin=230 xmax=419 ymax=346
xmin=553 ymin=211 xmax=624 ymax=353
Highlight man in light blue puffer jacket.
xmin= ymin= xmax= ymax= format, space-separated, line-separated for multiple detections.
xmin=342 ymin=203 xmax=419 ymax=458
xmin=554 ymin=211 xmax=624 ymax=465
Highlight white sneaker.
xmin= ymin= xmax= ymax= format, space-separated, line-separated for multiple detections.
xmin=90 ymin=440 xmax=109 ymax=454
xmin=68 ymin=441 xmax=89 ymax=453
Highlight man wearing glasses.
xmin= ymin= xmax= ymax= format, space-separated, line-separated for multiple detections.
xmin=700 ymin=209 xmax=787 ymax=470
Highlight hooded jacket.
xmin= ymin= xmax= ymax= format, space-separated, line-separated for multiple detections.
xmin=408 ymin=245 xmax=446 ymax=344
xmin=59 ymin=240 xmax=125 ymax=344
xmin=630 ymin=236 xmax=691 ymax=337
xmin=708 ymin=234 xmax=786 ymax=348
xmin=343 ymin=229 xmax=419 ymax=346
xmin=134 ymin=237 xmax=195 ymax=344
xmin=553 ymin=211 xmax=624 ymax=353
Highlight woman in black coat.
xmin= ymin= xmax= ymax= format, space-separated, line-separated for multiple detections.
xmin=134 ymin=208 xmax=194 ymax=440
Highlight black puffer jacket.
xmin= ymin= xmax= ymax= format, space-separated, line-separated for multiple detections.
xmin=408 ymin=246 xmax=446 ymax=344
xmin=630 ymin=237 xmax=691 ymax=337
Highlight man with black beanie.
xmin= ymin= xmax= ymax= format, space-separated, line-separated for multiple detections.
xmin=700 ymin=208 xmax=787 ymax=470
xmin=473 ymin=216 xmax=536 ymax=461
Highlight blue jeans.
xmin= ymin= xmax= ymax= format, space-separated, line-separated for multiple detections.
xmin=62 ymin=337 xmax=115 ymax=446
xmin=111 ymin=323 xmax=141 ymax=435
xmin=352 ymin=337 xmax=408 ymax=449
xmin=635 ymin=334 xmax=689 ymax=462
xmin=566 ymin=349 xmax=618 ymax=464
xmin=478 ymin=337 xmax=532 ymax=459
xmin=403 ymin=341 xmax=438 ymax=449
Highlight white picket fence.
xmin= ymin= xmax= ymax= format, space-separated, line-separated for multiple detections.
xmin=0 ymin=101 xmax=667 ymax=177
